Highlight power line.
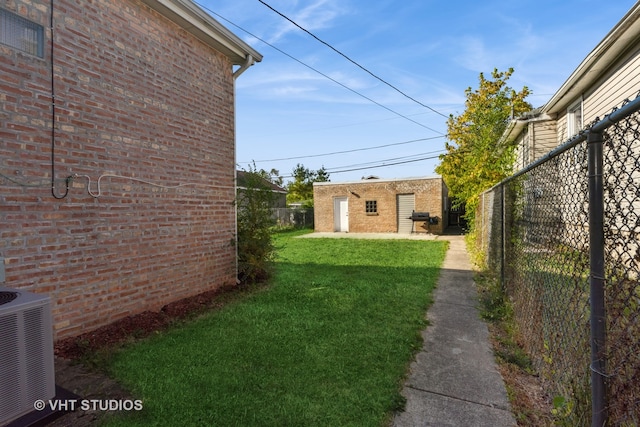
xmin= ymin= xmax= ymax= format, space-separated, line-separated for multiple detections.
xmin=324 ymin=151 xmax=444 ymax=172
xmin=329 ymin=154 xmax=441 ymax=174
xmin=278 ymin=152 xmax=443 ymax=178
xmin=246 ymin=136 xmax=445 ymax=163
xmin=195 ymin=2 xmax=443 ymax=135
xmin=258 ymin=0 xmax=449 ymax=119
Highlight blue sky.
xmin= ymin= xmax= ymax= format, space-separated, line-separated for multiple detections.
xmin=196 ymin=0 xmax=637 ymax=184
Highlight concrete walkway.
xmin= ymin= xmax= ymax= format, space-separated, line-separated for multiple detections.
xmin=392 ymin=235 xmax=516 ymax=426
xmin=299 ymin=232 xmax=516 ymax=426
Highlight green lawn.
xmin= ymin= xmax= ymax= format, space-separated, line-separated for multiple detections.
xmin=102 ymin=232 xmax=448 ymax=426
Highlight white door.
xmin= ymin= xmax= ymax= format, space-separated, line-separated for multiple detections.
xmin=397 ymin=194 xmax=415 ymax=234
xmin=334 ymin=197 xmax=349 ymax=232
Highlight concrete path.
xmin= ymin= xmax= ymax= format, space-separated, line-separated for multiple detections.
xmin=392 ymin=235 xmax=516 ymax=426
xmin=299 ymin=232 xmax=516 ymax=425
xmin=299 ymin=231 xmax=441 ymax=240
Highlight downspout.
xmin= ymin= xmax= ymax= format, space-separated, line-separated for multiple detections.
xmin=233 ymin=54 xmax=254 ymax=80
xmin=232 ymin=54 xmax=253 ymax=284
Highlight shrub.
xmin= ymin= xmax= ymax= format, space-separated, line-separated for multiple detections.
xmin=236 ymin=169 xmax=277 ymax=284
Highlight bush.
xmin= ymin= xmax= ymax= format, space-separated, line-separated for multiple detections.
xmin=236 ymin=169 xmax=277 ymax=284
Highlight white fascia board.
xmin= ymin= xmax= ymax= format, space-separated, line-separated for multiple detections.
xmin=500 ymin=112 xmax=553 ymax=145
xmin=140 ymin=0 xmax=262 ymax=65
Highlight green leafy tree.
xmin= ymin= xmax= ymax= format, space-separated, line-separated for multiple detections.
xmin=236 ymin=165 xmax=277 ymax=284
xmin=436 ymin=68 xmax=531 ymax=223
xmin=286 ymin=164 xmax=330 ymax=207
xmin=255 ymin=167 xmax=284 ymax=187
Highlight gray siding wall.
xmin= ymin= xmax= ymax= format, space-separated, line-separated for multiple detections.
xmin=584 ymin=45 xmax=640 ymax=121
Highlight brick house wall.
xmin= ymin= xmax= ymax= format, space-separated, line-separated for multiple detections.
xmin=313 ymin=177 xmax=448 ymax=234
xmin=0 ymin=0 xmax=259 ymax=339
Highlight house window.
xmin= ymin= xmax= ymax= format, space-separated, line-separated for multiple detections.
xmin=0 ymin=8 xmax=44 ymax=57
xmin=567 ymin=99 xmax=583 ymax=137
xmin=365 ymin=200 xmax=378 ymax=215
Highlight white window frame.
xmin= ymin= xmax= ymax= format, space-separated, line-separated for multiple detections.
xmin=567 ymin=98 xmax=583 ymax=137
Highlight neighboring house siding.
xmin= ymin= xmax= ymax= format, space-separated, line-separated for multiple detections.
xmin=556 ymin=113 xmax=571 ymax=144
xmin=1 ymin=0 xmax=244 ymax=339
xmin=583 ymin=45 xmax=640 ymax=122
xmin=556 ymin=45 xmax=640 ymax=143
xmin=531 ymin=121 xmax=557 ymax=159
xmin=313 ymin=177 xmax=447 ymax=234
xmin=514 ymin=120 xmax=557 ymax=170
xmin=514 ymin=130 xmax=529 ymax=171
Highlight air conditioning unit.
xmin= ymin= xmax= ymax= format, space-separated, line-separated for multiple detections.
xmin=0 ymin=287 xmax=55 ymax=425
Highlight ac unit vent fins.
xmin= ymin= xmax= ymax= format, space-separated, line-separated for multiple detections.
xmin=0 ymin=291 xmax=18 ymax=306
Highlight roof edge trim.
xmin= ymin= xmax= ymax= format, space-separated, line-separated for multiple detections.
xmin=543 ymin=3 xmax=640 ymax=114
xmin=140 ymin=0 xmax=262 ymax=65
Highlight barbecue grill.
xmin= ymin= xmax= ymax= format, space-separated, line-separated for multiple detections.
xmin=409 ymin=211 xmax=430 ymax=222
xmin=407 ymin=211 xmax=437 ymax=233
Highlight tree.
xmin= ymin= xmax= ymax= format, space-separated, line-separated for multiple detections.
xmin=436 ymin=68 xmax=531 ymax=222
xmin=255 ymin=167 xmax=284 ymax=187
xmin=286 ymin=163 xmax=330 ymax=206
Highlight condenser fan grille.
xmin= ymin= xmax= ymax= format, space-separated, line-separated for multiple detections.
xmin=0 ymin=287 xmax=55 ymax=424
xmin=0 ymin=291 xmax=18 ymax=306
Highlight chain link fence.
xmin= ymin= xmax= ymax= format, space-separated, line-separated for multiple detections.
xmin=477 ymin=93 xmax=640 ymax=425
xmin=272 ymin=208 xmax=314 ymax=228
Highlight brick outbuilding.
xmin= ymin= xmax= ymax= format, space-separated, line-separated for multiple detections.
xmin=313 ymin=177 xmax=449 ymax=234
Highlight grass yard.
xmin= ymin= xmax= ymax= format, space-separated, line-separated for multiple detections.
xmin=102 ymin=231 xmax=448 ymax=426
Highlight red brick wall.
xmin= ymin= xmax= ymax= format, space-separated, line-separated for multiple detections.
xmin=313 ymin=178 xmax=448 ymax=234
xmin=1 ymin=0 xmax=238 ymax=339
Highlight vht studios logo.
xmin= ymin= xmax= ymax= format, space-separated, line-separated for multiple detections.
xmin=34 ymin=399 xmax=143 ymax=412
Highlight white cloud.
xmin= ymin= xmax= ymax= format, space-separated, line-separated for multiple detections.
xmin=266 ymin=0 xmax=346 ymax=43
xmin=452 ymin=35 xmax=493 ymax=73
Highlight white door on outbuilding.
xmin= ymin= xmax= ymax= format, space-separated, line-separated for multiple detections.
xmin=334 ymin=197 xmax=349 ymax=232
xmin=397 ymin=194 xmax=415 ymax=234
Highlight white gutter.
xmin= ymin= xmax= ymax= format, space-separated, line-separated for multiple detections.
xmin=500 ymin=111 xmax=554 ymax=145
xmin=233 ymin=55 xmax=254 ymax=80
xmin=501 ymin=119 xmax=527 ymax=145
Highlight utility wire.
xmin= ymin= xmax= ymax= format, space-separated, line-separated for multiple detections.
xmin=324 ymin=151 xmax=444 ymax=171
xmin=258 ymin=0 xmax=449 ymax=119
xmin=195 ymin=2 xmax=443 ymax=135
xmin=278 ymin=152 xmax=442 ymax=178
xmin=246 ymin=136 xmax=445 ymax=163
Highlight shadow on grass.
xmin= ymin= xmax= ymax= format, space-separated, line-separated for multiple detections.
xmin=101 ymin=252 xmax=446 ymax=427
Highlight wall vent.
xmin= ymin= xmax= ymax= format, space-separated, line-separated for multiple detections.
xmin=0 ymin=287 xmax=55 ymax=425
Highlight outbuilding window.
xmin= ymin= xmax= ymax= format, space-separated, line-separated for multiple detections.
xmin=0 ymin=8 xmax=44 ymax=57
xmin=365 ymin=200 xmax=378 ymax=214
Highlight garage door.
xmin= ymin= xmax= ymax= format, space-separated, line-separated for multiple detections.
xmin=397 ymin=194 xmax=415 ymax=234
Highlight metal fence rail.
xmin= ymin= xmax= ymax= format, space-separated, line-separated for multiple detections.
xmin=477 ymin=93 xmax=640 ymax=426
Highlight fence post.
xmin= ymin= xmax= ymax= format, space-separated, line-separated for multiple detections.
xmin=587 ymin=130 xmax=607 ymax=426
xmin=501 ymin=183 xmax=506 ymax=288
